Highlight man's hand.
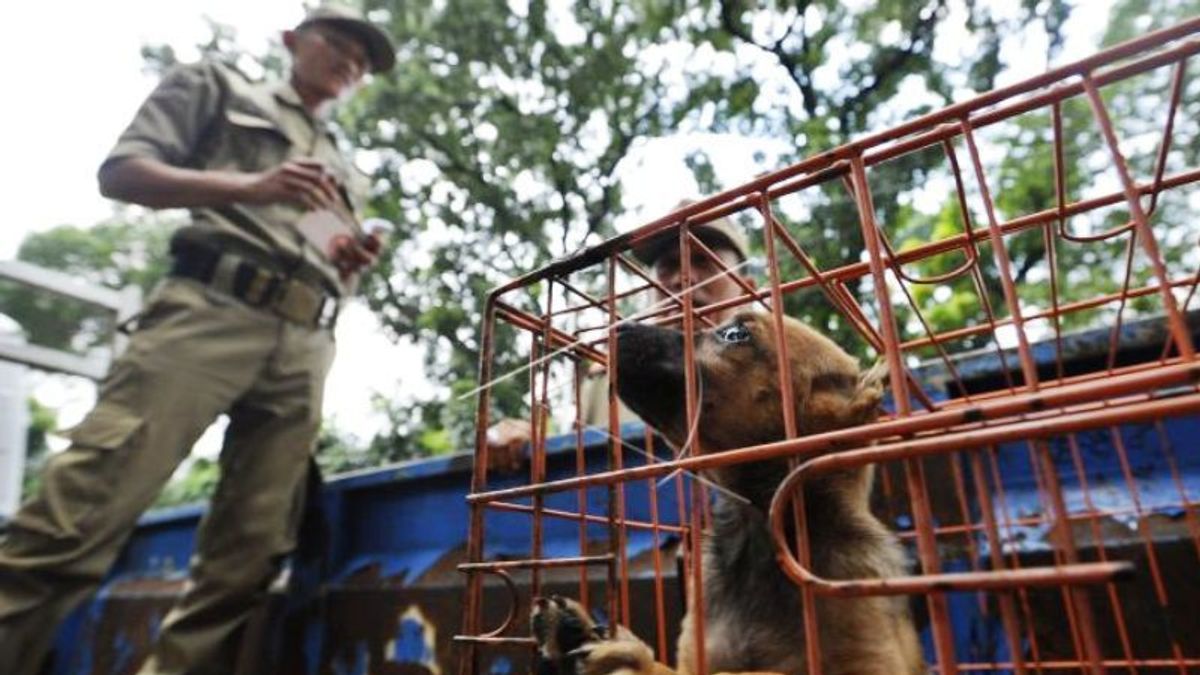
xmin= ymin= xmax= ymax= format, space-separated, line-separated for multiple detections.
xmin=485 ymin=418 xmax=532 ymax=473
xmin=234 ymin=159 xmax=342 ymax=210
xmin=329 ymin=231 xmax=383 ymax=280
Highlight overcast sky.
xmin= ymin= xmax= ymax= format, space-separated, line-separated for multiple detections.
xmin=1 ymin=1 xmax=1116 ymax=461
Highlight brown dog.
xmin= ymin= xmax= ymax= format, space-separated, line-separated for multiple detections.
xmin=547 ymin=311 xmax=924 ymax=675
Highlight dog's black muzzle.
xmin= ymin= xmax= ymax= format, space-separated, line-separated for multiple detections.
xmin=615 ymin=323 xmax=687 ymax=426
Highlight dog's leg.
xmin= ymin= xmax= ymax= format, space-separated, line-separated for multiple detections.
xmin=574 ymin=638 xmax=676 ymax=675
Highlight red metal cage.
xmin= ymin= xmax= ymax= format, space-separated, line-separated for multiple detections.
xmin=459 ymin=17 xmax=1200 ymax=675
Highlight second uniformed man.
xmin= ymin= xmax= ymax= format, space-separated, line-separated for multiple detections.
xmin=486 ymin=203 xmax=753 ymax=471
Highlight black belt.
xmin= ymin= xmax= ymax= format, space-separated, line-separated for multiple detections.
xmin=169 ymin=243 xmax=339 ymax=329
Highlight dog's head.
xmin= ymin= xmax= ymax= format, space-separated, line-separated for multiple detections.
xmin=615 ymin=311 xmax=884 ymax=452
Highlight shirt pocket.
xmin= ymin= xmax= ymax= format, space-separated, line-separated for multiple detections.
xmin=214 ymin=106 xmax=293 ymax=172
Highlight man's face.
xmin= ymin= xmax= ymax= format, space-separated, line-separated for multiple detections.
xmin=285 ymin=24 xmax=369 ymax=103
xmin=652 ymin=243 xmax=745 ymax=325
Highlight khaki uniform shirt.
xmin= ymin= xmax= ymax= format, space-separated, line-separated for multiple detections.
xmin=103 ymin=61 xmax=369 ymax=296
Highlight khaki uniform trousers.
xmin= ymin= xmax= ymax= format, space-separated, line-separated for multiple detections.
xmin=0 ymin=278 xmax=336 ymax=675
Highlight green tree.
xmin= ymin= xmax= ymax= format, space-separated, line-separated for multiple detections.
xmin=155 ymin=458 xmax=221 ymax=507
xmin=899 ymin=0 xmax=1200 ymax=360
xmin=342 ymin=0 xmax=717 ymax=451
xmin=1105 ymin=0 xmax=1200 ymax=45
xmin=336 ymin=0 xmax=1086 ymax=445
xmin=20 ymin=398 xmax=57 ymax=500
xmin=659 ymin=1 xmax=1076 ymax=359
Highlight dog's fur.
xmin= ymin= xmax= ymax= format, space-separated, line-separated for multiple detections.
xmin=541 ymin=311 xmax=924 ymax=675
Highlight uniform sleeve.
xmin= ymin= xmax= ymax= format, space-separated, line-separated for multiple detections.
xmin=101 ymin=62 xmax=224 ymax=168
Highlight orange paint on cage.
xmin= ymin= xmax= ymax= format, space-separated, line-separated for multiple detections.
xmin=459 ymin=17 xmax=1200 ymax=675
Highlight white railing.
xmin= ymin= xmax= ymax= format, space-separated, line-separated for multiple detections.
xmin=0 ymin=260 xmax=142 ymax=379
xmin=0 ymin=260 xmax=141 ymax=516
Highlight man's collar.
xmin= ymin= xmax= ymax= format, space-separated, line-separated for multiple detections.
xmin=271 ymin=80 xmax=309 ymax=113
xmin=272 ymin=79 xmax=343 ymax=124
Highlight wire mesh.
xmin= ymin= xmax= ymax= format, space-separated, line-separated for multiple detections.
xmin=458 ymin=17 xmax=1200 ymax=675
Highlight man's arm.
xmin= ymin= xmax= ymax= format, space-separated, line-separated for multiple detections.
xmin=98 ymin=155 xmax=340 ymax=211
xmin=97 ymin=62 xmax=339 ymax=212
xmin=98 ymin=156 xmax=247 ymax=208
xmin=485 ymin=418 xmax=533 ymax=473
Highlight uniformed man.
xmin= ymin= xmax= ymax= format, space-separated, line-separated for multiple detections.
xmin=0 ymin=6 xmax=395 ymax=674
xmin=486 ymin=205 xmax=752 ymax=471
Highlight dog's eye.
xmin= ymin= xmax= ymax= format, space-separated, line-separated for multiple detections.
xmin=716 ymin=323 xmax=752 ymax=344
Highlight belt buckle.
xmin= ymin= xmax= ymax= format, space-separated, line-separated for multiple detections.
xmin=275 ymin=279 xmax=322 ymax=325
xmin=243 ymin=268 xmax=276 ymax=305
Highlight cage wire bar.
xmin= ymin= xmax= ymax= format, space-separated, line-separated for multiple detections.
xmin=459 ymin=16 xmax=1200 ymax=675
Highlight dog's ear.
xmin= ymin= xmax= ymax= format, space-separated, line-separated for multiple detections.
xmin=848 ymin=359 xmax=888 ymax=424
xmin=859 ymin=359 xmax=888 ymax=394
xmin=794 ymin=359 xmax=887 ymax=434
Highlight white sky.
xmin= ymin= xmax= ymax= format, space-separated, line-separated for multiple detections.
xmin=1 ymin=1 xmax=1116 ymax=463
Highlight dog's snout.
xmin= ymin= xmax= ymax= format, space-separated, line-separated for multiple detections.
xmin=612 ymin=322 xmax=687 ymax=431
xmin=614 ymin=322 xmax=660 ymax=338
xmin=614 ymin=322 xmax=679 ymax=351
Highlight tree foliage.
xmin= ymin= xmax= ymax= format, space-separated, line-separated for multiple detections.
xmin=155 ymin=457 xmax=221 ymax=507
xmin=344 ymin=0 xmax=717 ymax=451
xmin=897 ymin=0 xmax=1200 ymax=358
xmin=338 ymin=0 xmax=1089 ymax=440
xmin=8 ymin=0 xmax=1194 ymax=476
xmin=20 ymin=398 xmax=57 ymax=501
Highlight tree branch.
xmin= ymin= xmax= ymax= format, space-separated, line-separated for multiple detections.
xmin=841 ymin=0 xmax=947 ymax=127
xmin=717 ymin=0 xmax=819 ymax=117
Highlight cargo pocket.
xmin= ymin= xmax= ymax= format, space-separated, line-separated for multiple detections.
xmin=11 ymin=405 xmax=146 ymax=541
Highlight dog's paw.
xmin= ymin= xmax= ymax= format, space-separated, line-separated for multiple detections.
xmin=570 ymin=638 xmax=658 ymax=675
xmin=532 ymin=595 xmax=605 ymax=660
xmin=531 ymin=595 xmax=669 ymax=675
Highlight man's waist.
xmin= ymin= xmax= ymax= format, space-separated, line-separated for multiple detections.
xmin=168 ymin=238 xmax=339 ymax=328
xmin=183 ymin=211 xmax=348 ymax=293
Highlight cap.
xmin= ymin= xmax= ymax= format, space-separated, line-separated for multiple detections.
xmin=298 ymin=4 xmax=396 ymax=73
xmin=632 ymin=200 xmax=751 ymax=265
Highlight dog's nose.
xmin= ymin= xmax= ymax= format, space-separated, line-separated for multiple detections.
xmin=534 ymin=596 xmax=548 ymax=609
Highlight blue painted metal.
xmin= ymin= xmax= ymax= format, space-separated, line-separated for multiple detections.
xmin=48 ymin=316 xmax=1200 ymax=673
